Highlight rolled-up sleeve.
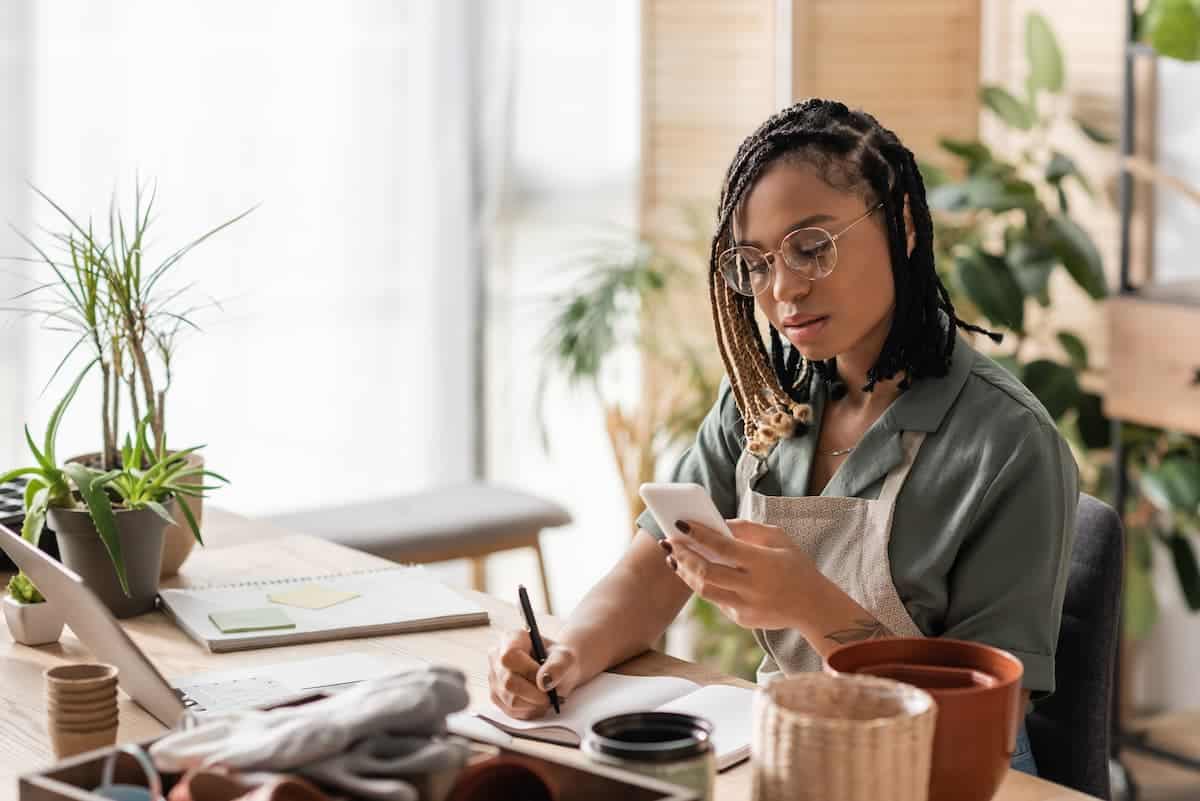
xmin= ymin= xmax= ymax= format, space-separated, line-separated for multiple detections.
xmin=941 ymin=418 xmax=1078 ymax=697
xmin=636 ymin=380 xmax=743 ymax=540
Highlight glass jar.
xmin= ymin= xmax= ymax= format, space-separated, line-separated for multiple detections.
xmin=582 ymin=711 xmax=716 ymax=801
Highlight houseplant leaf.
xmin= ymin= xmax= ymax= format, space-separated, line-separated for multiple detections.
xmin=955 ymin=251 xmax=1025 ymax=333
xmin=1167 ymin=533 xmax=1200 ymax=611
xmin=22 ymin=486 xmax=49 ymax=547
xmin=45 ymin=359 xmax=97 ymax=467
xmin=1074 ymin=116 xmax=1115 ymax=144
xmin=1045 ymin=152 xmax=1094 ymax=196
xmin=1075 ymin=392 xmax=1111 ymax=450
xmin=1142 ymin=458 xmax=1200 ymax=513
xmin=1005 ymin=237 xmax=1055 ymax=305
xmin=1049 ymin=215 xmax=1108 ymax=299
xmin=1057 ymin=332 xmax=1089 ymax=370
xmin=1140 ymin=0 xmax=1200 ymax=61
xmin=61 ymin=463 xmax=130 ymax=596
xmin=1022 ymin=359 xmax=1081 ymax=420
xmin=981 ymin=86 xmax=1035 ymax=130
xmin=1026 ymin=12 xmax=1065 ymax=92
xmin=937 ymin=137 xmax=995 ymax=174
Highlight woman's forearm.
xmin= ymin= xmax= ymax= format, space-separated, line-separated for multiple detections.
xmin=793 ymin=569 xmax=894 ymax=661
xmin=555 ymin=529 xmax=692 ymax=685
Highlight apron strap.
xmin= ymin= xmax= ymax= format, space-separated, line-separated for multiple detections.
xmin=876 ymin=431 xmax=926 ymax=505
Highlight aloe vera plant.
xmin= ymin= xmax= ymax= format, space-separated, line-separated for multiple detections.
xmin=0 ymin=361 xmax=226 ymax=596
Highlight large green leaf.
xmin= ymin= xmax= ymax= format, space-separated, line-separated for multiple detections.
xmin=1142 ymin=457 xmax=1200 ymax=513
xmin=1141 ymin=0 xmax=1200 ymax=61
xmin=1073 ymin=116 xmax=1115 ymax=145
xmin=1049 ymin=215 xmax=1108 ymax=299
xmin=21 ymin=487 xmax=49 ymax=547
xmin=45 ymin=359 xmax=96 ymax=466
xmin=980 ymin=86 xmax=1035 ymax=130
xmin=1167 ymin=533 xmax=1200 ymax=611
xmin=1006 ymin=237 xmax=1056 ymax=305
xmin=61 ymin=463 xmax=130 ymax=596
xmin=956 ymin=251 xmax=1025 ymax=333
xmin=1026 ymin=13 xmax=1065 ymax=92
xmin=938 ymin=137 xmax=994 ymax=171
xmin=1057 ymin=331 xmax=1089 ymax=370
xmin=1023 ymin=359 xmax=1081 ymax=420
xmin=1075 ymin=392 xmax=1111 ymax=450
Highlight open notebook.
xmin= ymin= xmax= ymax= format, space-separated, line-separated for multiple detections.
xmin=158 ymin=566 xmax=489 ymax=652
xmin=477 ymin=672 xmax=755 ymax=770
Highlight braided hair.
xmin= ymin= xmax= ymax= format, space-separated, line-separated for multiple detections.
xmin=710 ymin=99 xmax=999 ymax=456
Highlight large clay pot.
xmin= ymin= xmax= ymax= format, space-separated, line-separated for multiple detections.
xmin=825 ymin=637 xmax=1024 ymax=801
xmin=48 ymin=501 xmax=172 ymax=619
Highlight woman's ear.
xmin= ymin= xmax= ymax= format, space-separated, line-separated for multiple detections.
xmin=903 ymin=195 xmax=916 ymax=259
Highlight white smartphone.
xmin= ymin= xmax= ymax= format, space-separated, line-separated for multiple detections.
xmin=638 ymin=482 xmax=737 ymax=565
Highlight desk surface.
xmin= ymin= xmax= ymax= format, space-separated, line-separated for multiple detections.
xmin=0 ymin=508 xmax=1096 ymax=801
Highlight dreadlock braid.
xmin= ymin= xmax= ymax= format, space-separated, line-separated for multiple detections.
xmin=710 ymin=99 xmax=1000 ymax=456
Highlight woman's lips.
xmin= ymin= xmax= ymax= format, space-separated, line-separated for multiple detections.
xmin=781 ymin=315 xmax=829 ymax=343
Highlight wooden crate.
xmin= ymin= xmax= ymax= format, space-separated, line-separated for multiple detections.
xmin=18 ymin=735 xmax=701 ymax=801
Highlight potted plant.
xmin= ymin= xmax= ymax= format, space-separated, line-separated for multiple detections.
xmin=7 ymin=182 xmax=250 ymax=576
xmin=1 ymin=361 xmax=226 ymax=618
xmin=3 ymin=572 xmax=65 ymax=646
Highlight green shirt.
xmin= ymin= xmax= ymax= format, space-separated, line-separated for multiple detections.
xmin=637 ymin=336 xmax=1079 ymax=695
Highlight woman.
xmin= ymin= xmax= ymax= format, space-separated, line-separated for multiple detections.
xmin=488 ymin=99 xmax=1077 ymax=776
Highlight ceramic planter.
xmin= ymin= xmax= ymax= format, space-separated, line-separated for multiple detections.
xmin=48 ymin=500 xmax=173 ymax=619
xmin=2 ymin=595 xmax=65 ymax=646
xmin=67 ymin=452 xmax=205 ymax=577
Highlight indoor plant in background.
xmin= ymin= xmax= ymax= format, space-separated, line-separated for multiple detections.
xmin=539 ymin=212 xmax=764 ymax=681
xmin=924 ymin=11 xmax=1200 ymax=642
xmin=5 ymin=181 xmax=250 ymax=575
xmin=0 ymin=361 xmax=225 ymax=618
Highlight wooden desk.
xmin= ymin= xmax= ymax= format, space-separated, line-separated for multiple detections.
xmin=1 ymin=510 xmax=1096 ymax=801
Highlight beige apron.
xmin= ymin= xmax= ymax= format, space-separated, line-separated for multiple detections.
xmin=736 ymin=430 xmax=927 ymax=683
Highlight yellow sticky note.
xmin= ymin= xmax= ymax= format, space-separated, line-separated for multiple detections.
xmin=268 ymin=583 xmax=360 ymax=610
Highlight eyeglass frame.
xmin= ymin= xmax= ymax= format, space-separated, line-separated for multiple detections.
xmin=717 ymin=201 xmax=885 ymax=296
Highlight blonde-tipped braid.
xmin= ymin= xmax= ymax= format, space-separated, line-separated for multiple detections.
xmin=710 ymin=265 xmax=813 ymax=458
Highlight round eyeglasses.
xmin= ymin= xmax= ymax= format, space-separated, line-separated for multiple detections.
xmin=717 ymin=202 xmax=883 ymax=297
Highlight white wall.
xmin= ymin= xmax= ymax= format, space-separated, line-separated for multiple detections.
xmin=6 ymin=1 xmax=474 ymax=514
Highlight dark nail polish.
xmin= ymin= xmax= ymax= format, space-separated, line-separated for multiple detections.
xmin=666 ymin=555 xmax=678 ymax=572
xmin=675 ymin=520 xmax=690 ymax=533
xmin=658 ymin=539 xmax=673 ymax=554
xmin=540 ymin=673 xmax=553 ymax=690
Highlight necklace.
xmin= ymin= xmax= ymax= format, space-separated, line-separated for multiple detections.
xmin=829 ymin=446 xmax=856 ymax=457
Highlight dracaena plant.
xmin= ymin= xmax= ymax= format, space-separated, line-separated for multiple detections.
xmin=925 ymin=11 xmax=1200 ymax=638
xmin=0 ymin=360 xmax=226 ymax=597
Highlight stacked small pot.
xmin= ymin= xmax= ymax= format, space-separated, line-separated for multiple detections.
xmin=44 ymin=663 xmax=120 ymax=759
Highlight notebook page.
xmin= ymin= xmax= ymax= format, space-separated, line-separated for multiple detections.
xmin=476 ymin=672 xmax=701 ymax=744
xmin=656 ymin=683 xmax=756 ymax=769
xmin=160 ymin=567 xmax=485 ymax=646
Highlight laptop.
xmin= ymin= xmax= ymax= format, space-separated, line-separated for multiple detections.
xmin=0 ymin=523 xmax=419 ymax=728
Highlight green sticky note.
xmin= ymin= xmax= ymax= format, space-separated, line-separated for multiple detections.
xmin=209 ymin=607 xmax=296 ymax=634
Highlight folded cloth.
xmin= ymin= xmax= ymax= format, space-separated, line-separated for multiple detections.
xmin=302 ymin=734 xmax=472 ymax=801
xmin=151 ymin=667 xmax=470 ymax=773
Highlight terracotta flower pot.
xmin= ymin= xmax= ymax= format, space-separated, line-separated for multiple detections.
xmin=2 ymin=595 xmax=65 ymax=646
xmin=825 ymin=638 xmax=1024 ymax=801
xmin=48 ymin=502 xmax=172 ymax=619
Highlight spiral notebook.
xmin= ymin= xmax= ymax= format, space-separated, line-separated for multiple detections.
xmin=158 ymin=566 xmax=489 ymax=652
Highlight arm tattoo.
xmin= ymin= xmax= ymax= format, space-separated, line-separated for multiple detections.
xmin=825 ymin=618 xmax=892 ymax=644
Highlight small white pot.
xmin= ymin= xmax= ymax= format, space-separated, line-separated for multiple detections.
xmin=3 ymin=595 xmax=65 ymax=646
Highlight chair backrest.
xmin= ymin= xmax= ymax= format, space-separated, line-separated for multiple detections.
xmin=1027 ymin=493 xmax=1123 ymax=799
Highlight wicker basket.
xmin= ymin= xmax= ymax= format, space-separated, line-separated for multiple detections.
xmin=751 ymin=673 xmax=936 ymax=801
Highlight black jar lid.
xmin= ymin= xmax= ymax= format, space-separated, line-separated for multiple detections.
xmin=585 ymin=711 xmax=713 ymax=764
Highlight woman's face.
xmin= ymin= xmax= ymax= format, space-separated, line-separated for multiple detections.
xmin=733 ymin=160 xmax=897 ymax=364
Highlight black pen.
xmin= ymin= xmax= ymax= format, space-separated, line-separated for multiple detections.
xmin=518 ymin=584 xmax=560 ymax=715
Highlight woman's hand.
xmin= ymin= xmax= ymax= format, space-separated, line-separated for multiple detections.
xmin=487 ymin=629 xmax=582 ymax=720
xmin=664 ymin=519 xmax=822 ymax=630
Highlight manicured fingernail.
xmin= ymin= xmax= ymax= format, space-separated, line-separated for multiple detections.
xmin=666 ymin=555 xmax=678 ymax=571
xmin=658 ymin=539 xmax=673 ymax=554
xmin=675 ymin=520 xmax=690 ymax=533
